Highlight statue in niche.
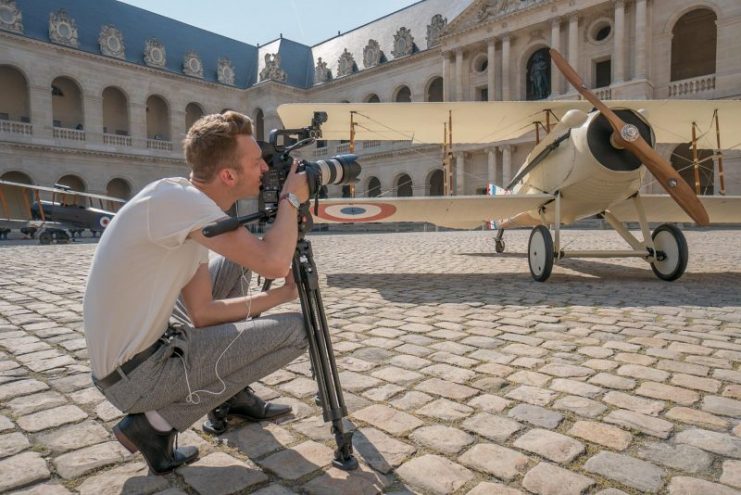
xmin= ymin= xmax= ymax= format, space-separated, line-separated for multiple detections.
xmin=49 ymin=9 xmax=78 ymax=48
xmin=527 ymin=49 xmax=551 ymax=100
xmin=99 ymin=25 xmax=125 ymax=59
xmin=217 ymin=57 xmax=236 ymax=86
xmin=337 ymin=49 xmax=356 ymax=78
xmin=0 ymin=0 xmax=23 ymax=34
xmin=259 ymin=53 xmax=287 ymax=82
xmin=426 ymin=14 xmax=447 ymax=48
xmin=392 ymin=27 xmax=415 ymax=58
xmin=363 ymin=39 xmax=382 ymax=69
xmin=314 ymin=57 xmax=330 ymax=84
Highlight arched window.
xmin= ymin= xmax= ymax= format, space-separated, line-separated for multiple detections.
xmin=428 ymin=169 xmax=444 ymax=196
xmin=51 ymin=76 xmax=84 ymax=129
xmin=106 ymin=178 xmax=132 ymax=200
xmin=56 ymin=174 xmax=86 ymax=206
xmin=146 ymin=95 xmax=170 ymax=141
xmin=426 ymin=77 xmax=443 ymax=102
xmin=671 ymin=143 xmax=714 ymax=195
xmin=671 ymin=9 xmax=717 ymax=81
xmin=365 ymin=94 xmax=380 ymax=103
xmin=526 ymin=48 xmax=551 ymax=101
xmin=395 ymin=86 xmax=412 ymax=103
xmin=0 ymin=171 xmax=33 ymax=219
xmin=255 ymin=108 xmax=264 ymax=141
xmin=185 ymin=102 xmax=204 ymax=131
xmin=102 ymin=87 xmax=129 ymax=136
xmin=0 ymin=66 xmax=30 ymax=123
xmin=396 ymin=174 xmax=413 ymax=197
xmin=367 ymin=177 xmax=381 ymax=197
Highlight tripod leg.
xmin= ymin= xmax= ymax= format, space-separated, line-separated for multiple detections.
xmin=293 ymin=240 xmax=358 ymax=471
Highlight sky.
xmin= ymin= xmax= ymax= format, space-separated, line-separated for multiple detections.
xmin=117 ymin=0 xmax=422 ymax=46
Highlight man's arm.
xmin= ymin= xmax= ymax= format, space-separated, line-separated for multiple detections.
xmin=181 ymin=263 xmax=298 ymax=328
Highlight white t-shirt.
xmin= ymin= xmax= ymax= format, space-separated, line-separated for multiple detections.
xmin=84 ymin=177 xmax=225 ymax=378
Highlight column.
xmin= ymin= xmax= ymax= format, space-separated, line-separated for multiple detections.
xmin=455 ymin=152 xmax=465 ymax=194
xmin=129 ymin=100 xmax=147 ymax=148
xmin=568 ymin=16 xmax=579 ymax=77
xmin=502 ymin=145 xmax=513 ymax=187
xmin=455 ymin=49 xmax=464 ymax=101
xmin=83 ymin=94 xmax=103 ymax=144
xmin=171 ymin=106 xmax=187 ymax=145
xmin=550 ymin=18 xmax=561 ymax=96
xmin=442 ymin=51 xmax=451 ymax=102
xmin=635 ymin=0 xmax=648 ymax=79
xmin=502 ymin=35 xmax=511 ymax=100
xmin=487 ymin=148 xmax=498 ymax=185
xmin=28 ymin=84 xmax=53 ymax=139
xmin=487 ymin=38 xmax=496 ymax=101
xmin=613 ymin=0 xmax=625 ymax=83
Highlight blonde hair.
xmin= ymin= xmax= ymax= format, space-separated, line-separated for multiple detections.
xmin=183 ymin=111 xmax=253 ymax=182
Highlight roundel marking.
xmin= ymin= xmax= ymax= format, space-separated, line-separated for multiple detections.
xmin=317 ymin=203 xmax=396 ymax=222
xmin=99 ymin=216 xmax=111 ymax=228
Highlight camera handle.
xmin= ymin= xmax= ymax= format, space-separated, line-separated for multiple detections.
xmin=202 ymin=208 xmax=358 ymax=471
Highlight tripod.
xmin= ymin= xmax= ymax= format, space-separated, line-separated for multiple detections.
xmin=202 ymin=205 xmax=358 ymax=471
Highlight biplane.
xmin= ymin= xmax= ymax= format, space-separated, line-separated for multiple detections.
xmin=278 ymin=49 xmax=741 ymax=282
xmin=0 ymin=180 xmax=125 ymax=244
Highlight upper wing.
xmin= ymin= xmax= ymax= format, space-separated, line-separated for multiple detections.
xmin=312 ymin=194 xmax=553 ymax=229
xmin=609 ymin=195 xmax=741 ymax=224
xmin=278 ymin=100 xmax=741 ymax=148
xmin=0 ymin=180 xmax=127 ymax=204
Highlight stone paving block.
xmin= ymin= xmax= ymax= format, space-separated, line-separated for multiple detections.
xmin=467 ymin=482 xmax=524 ymax=495
xmin=505 ymin=385 xmax=557 ymax=406
xmin=7 ymin=483 xmax=72 ymax=495
xmin=414 ymin=378 xmax=478 ymax=400
xmin=670 ymin=373 xmax=721 ymax=393
xmin=549 ymin=378 xmax=603 ymax=398
xmin=410 ymin=425 xmax=474 ymax=455
xmin=222 ymin=421 xmax=295 ymax=458
xmin=667 ymin=476 xmax=741 ymax=495
xmin=702 ymin=395 xmax=741 ymax=417
xmin=467 ymin=394 xmax=511 ymax=413
xmin=179 ymin=452 xmax=269 ymax=495
xmin=416 ymin=398 xmax=474 ymax=421
xmin=396 ymin=454 xmax=474 ymax=495
xmin=471 ymin=376 xmax=507 ymax=392
xmin=665 ymin=406 xmax=729 ymax=430
xmin=0 ymin=379 xmax=49 ymax=401
xmin=603 ymin=391 xmax=665 ymax=415
xmin=16 ymin=404 xmax=87 ymax=433
xmin=388 ymin=355 xmax=432 ymax=370
xmin=508 ymin=370 xmax=551 ymax=387
xmin=588 ymin=373 xmax=636 ymax=390
xmin=420 ymin=364 xmax=476 ymax=384
xmin=462 ymin=413 xmax=522 ymax=442
xmin=0 ymin=452 xmax=50 ymax=492
xmin=371 ymin=366 xmax=423 ymax=385
xmin=351 ymin=404 xmax=423 ymax=436
xmin=636 ymin=442 xmax=712 ymax=473
xmin=53 ymin=441 xmax=130 ymax=479
xmin=390 ymin=391 xmax=433 ymax=411
xmin=458 ymin=443 xmax=529 ymax=481
xmin=76 ymin=461 xmax=169 ymax=495
xmin=47 ymin=374 xmax=91 ymax=393
xmin=508 ymin=404 xmax=563 ymax=429
xmin=568 ymin=421 xmax=632 ymax=451
xmin=303 ymin=462 xmax=390 ymax=495
xmin=521 ymin=461 xmax=595 ymax=495
xmin=635 ymin=381 xmax=700 ymax=406
xmin=250 ymin=485 xmax=294 ymax=495
xmin=583 ymin=451 xmax=665 ymax=493
xmin=538 ymin=363 xmax=594 ymax=378
xmin=721 ymin=460 xmax=741 ymax=489
xmin=353 ymin=427 xmax=415 ymax=473
xmin=553 ymin=395 xmax=607 ymax=418
xmin=583 ymin=359 xmax=619 ymax=371
xmin=604 ymin=409 xmax=673 ymax=438
xmin=675 ymin=428 xmax=741 ymax=459
xmin=0 ymin=432 xmax=30 ymax=458
xmin=513 ymin=428 xmax=584 ymax=464
xmin=277 ymin=377 xmax=317 ymax=397
xmin=5 ymin=391 xmax=68 ymax=416
xmin=95 ymin=401 xmax=124 ymax=422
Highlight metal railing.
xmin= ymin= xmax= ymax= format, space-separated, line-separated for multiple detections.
xmin=103 ymin=133 xmax=132 ymax=146
xmin=146 ymin=138 xmax=173 ymax=151
xmin=0 ymin=120 xmax=32 ymax=136
xmin=594 ymin=87 xmax=612 ymax=100
xmin=53 ymin=127 xmax=86 ymax=141
xmin=668 ymin=74 xmax=716 ymax=97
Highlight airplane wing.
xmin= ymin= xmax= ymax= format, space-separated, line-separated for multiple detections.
xmin=609 ymin=194 xmax=741 ymax=224
xmin=0 ymin=180 xmax=126 ymax=203
xmin=278 ymin=100 xmax=741 ymax=149
xmin=311 ymin=194 xmax=553 ymax=229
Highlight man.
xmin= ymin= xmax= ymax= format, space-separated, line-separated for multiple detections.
xmin=83 ymin=111 xmax=310 ymax=474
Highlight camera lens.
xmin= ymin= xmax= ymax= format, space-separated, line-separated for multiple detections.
xmin=309 ymin=154 xmax=361 ymax=186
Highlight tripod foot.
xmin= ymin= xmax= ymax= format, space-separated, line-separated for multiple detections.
xmin=332 ymin=427 xmax=358 ymax=470
xmin=332 ymin=454 xmax=359 ymax=471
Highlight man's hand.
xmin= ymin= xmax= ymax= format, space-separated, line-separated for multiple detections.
xmin=281 ymin=160 xmax=310 ymax=203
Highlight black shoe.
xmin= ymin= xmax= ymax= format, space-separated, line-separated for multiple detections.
xmin=113 ymin=414 xmax=199 ymax=474
xmin=203 ymin=387 xmax=292 ymax=435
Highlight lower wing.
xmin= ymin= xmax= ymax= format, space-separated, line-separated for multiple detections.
xmin=609 ymin=195 xmax=741 ymax=224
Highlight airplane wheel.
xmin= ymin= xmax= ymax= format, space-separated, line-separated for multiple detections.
xmin=39 ymin=231 xmax=52 ymax=245
xmin=650 ymin=223 xmax=688 ymax=281
xmin=495 ymin=239 xmax=505 ymax=253
xmin=528 ymin=225 xmax=554 ymax=282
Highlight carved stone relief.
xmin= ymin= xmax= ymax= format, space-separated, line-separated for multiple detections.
xmin=426 ymin=14 xmax=447 ymax=48
xmin=476 ymin=0 xmax=546 ymax=24
xmin=49 ymin=9 xmax=78 ymax=48
xmin=363 ymin=39 xmax=382 ymax=69
xmin=337 ymin=49 xmax=356 ymax=78
xmin=217 ymin=57 xmax=235 ymax=85
xmin=0 ymin=0 xmax=23 ymax=34
xmin=144 ymin=38 xmax=166 ymax=68
xmin=259 ymin=53 xmax=287 ymax=82
xmin=314 ymin=57 xmax=331 ymax=84
xmin=99 ymin=25 xmax=125 ymax=59
xmin=392 ymin=27 xmax=415 ymax=58
xmin=183 ymin=50 xmax=204 ymax=78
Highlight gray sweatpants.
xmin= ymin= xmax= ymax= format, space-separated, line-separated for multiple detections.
xmin=101 ymin=254 xmax=308 ymax=431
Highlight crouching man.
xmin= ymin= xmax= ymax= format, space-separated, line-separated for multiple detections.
xmin=83 ymin=111 xmax=309 ymax=473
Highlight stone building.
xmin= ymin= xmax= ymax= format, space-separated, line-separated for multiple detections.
xmin=0 ymin=0 xmax=739 ymax=206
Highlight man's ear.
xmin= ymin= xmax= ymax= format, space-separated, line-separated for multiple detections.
xmin=219 ymin=167 xmax=237 ymax=185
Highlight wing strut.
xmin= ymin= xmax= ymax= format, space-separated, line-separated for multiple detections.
xmin=0 ymin=185 xmax=9 ymax=219
xmin=349 ymin=112 xmax=357 ymax=198
xmin=34 ymin=190 xmax=45 ymax=222
xmin=713 ymin=110 xmax=726 ymax=195
xmin=691 ymin=122 xmax=701 ymax=195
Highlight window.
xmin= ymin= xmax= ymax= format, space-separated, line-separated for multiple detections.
xmin=595 ymin=59 xmax=611 ymax=88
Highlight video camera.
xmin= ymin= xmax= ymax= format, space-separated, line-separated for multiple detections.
xmin=257 ymin=111 xmax=360 ymax=219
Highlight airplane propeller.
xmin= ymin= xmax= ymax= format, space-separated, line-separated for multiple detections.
xmin=549 ymin=49 xmax=710 ymax=226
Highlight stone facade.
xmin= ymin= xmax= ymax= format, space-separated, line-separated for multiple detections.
xmin=0 ymin=0 xmax=739 ymax=202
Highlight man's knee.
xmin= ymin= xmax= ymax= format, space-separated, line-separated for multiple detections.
xmin=282 ymin=312 xmax=308 ymax=349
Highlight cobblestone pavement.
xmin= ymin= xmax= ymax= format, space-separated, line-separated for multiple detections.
xmin=1 ymin=229 xmax=740 ymax=495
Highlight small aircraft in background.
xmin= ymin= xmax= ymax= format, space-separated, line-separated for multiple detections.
xmin=278 ymin=49 xmax=741 ymax=282
xmin=0 ymin=180 xmax=125 ymax=244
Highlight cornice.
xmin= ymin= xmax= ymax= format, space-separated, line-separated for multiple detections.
xmin=0 ymin=139 xmax=186 ymax=166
